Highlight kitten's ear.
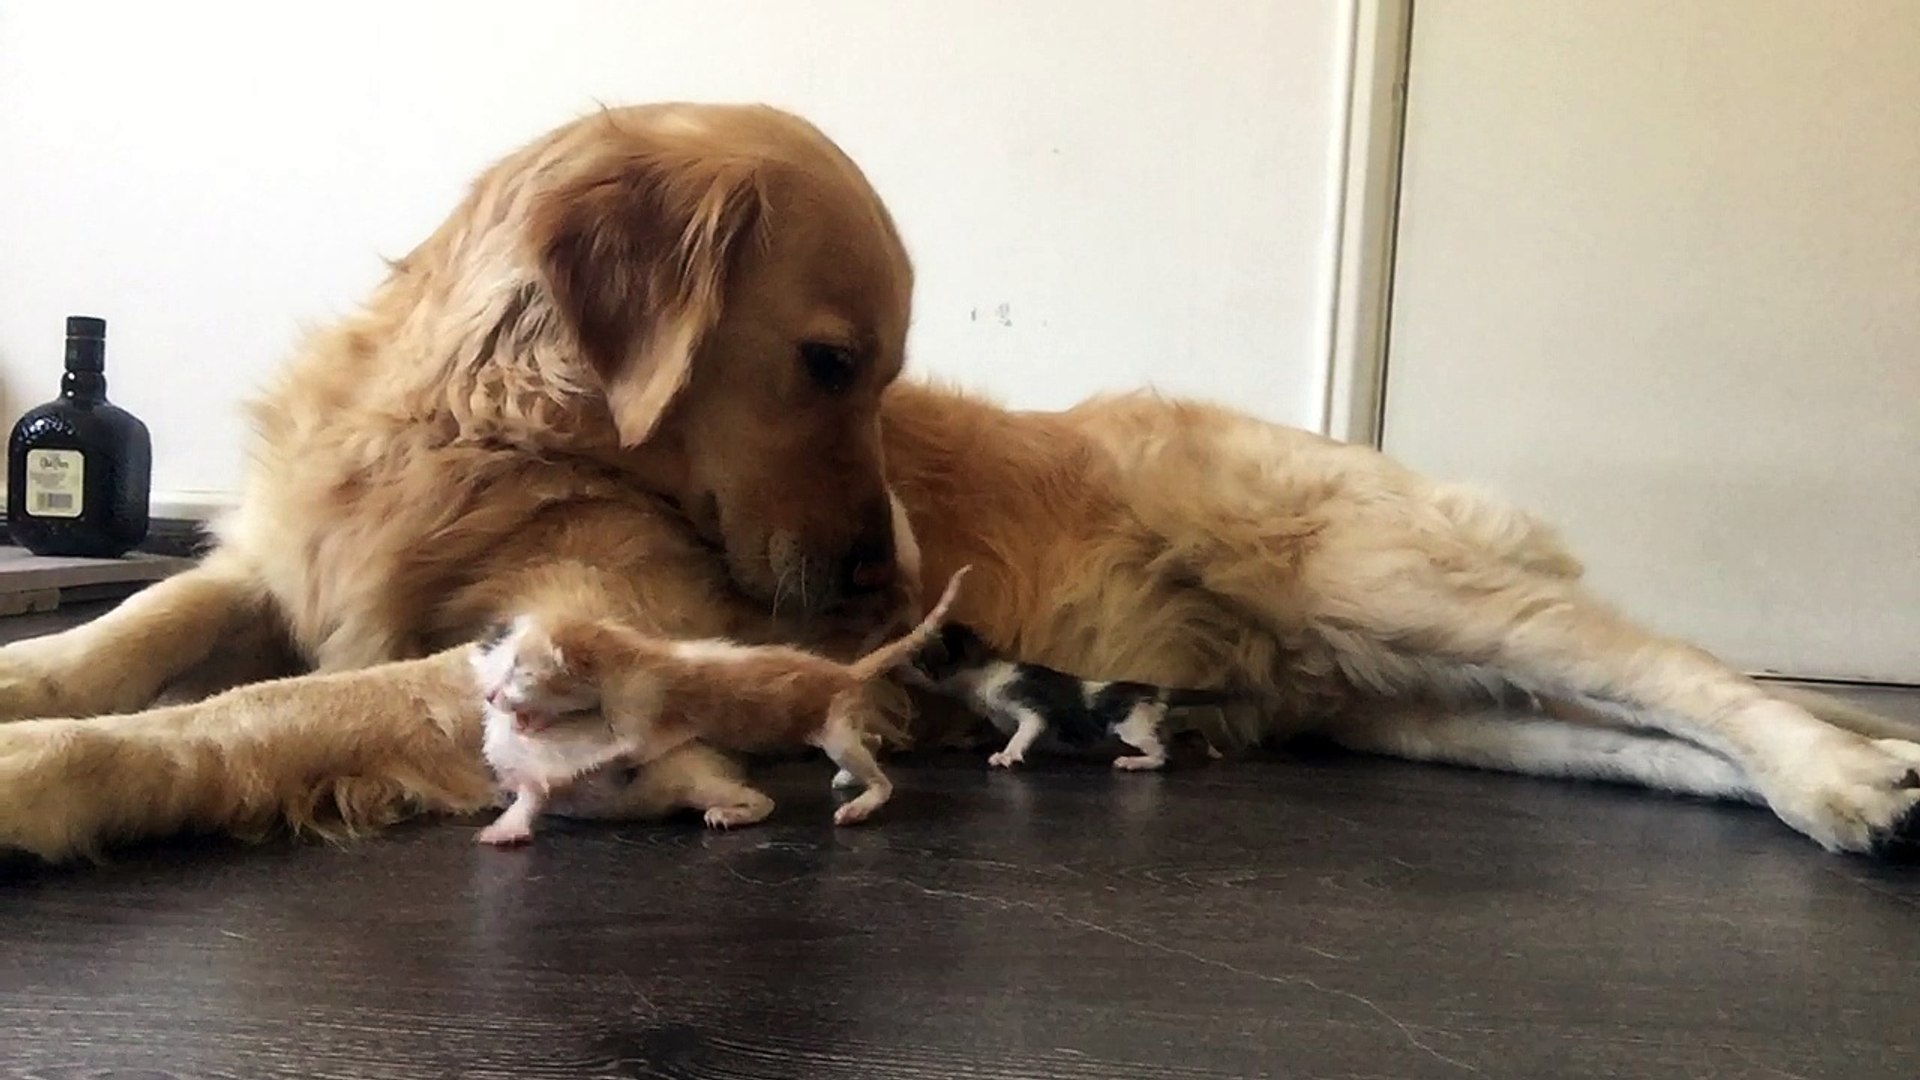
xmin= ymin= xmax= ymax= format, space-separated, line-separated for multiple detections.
xmin=946 ymin=623 xmax=987 ymax=662
xmin=544 ymin=621 xmax=605 ymax=678
xmin=911 ymin=636 xmax=947 ymax=671
xmin=550 ymin=637 xmax=588 ymax=678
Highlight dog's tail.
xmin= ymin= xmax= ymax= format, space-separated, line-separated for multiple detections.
xmin=847 ymin=566 xmax=971 ymax=682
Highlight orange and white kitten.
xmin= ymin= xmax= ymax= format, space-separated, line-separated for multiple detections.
xmin=471 ymin=567 xmax=968 ymax=845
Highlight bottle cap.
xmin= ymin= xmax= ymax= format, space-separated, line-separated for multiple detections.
xmin=64 ymin=315 xmax=107 ymax=373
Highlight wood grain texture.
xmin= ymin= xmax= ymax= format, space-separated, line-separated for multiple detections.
xmin=2 ymin=610 xmax=1917 ymax=1079
xmin=5 ymin=741 xmax=1920 ymax=1079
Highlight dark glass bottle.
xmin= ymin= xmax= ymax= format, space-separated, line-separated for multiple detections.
xmin=7 ymin=317 xmax=152 ymax=558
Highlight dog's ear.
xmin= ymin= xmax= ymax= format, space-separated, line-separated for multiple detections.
xmin=534 ymin=151 xmax=764 ymax=447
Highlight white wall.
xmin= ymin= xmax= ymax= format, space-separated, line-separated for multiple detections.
xmin=0 ymin=0 xmax=1357 ymax=507
xmin=1381 ymin=0 xmax=1920 ymax=681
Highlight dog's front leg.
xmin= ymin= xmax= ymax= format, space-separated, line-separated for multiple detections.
xmin=0 ymin=649 xmax=495 ymax=862
xmin=0 ymin=552 xmax=281 ymax=721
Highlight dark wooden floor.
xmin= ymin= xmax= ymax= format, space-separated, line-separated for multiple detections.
xmin=3 ymin=608 xmax=1918 ymax=1079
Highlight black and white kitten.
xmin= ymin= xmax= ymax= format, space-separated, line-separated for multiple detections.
xmin=908 ymin=623 xmax=1236 ymax=770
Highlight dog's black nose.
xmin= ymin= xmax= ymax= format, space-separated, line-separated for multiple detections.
xmin=842 ymin=534 xmax=896 ymax=594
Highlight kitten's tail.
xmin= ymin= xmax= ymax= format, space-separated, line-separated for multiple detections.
xmin=847 ymin=566 xmax=971 ymax=683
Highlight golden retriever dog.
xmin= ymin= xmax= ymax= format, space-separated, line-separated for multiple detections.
xmin=0 ymin=102 xmax=1914 ymax=862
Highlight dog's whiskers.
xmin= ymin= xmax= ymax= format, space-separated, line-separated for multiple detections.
xmin=771 ymin=565 xmax=794 ymax=619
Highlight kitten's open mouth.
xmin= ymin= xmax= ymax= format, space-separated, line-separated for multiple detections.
xmin=512 ymin=709 xmax=556 ymax=733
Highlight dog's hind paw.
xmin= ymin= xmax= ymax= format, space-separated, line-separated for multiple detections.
xmin=1757 ymin=723 xmax=1920 ymax=857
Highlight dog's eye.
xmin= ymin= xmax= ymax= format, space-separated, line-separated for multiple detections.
xmin=799 ymin=342 xmax=858 ymax=393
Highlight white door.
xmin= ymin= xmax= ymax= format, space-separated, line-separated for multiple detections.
xmin=1379 ymin=0 xmax=1920 ymax=684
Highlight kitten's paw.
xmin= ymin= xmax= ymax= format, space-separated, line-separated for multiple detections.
xmin=1113 ymin=754 xmax=1167 ymax=772
xmin=832 ymin=789 xmax=890 ymax=826
xmin=476 ymin=821 xmax=533 ymax=846
xmin=987 ymin=750 xmax=1024 ymax=769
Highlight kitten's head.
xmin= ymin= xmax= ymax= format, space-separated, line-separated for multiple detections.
xmin=471 ymin=615 xmax=604 ymax=731
xmin=907 ymin=622 xmax=996 ymax=687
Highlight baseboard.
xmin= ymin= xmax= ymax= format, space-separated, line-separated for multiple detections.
xmin=150 ymin=490 xmax=241 ymax=522
xmin=137 ymin=519 xmax=210 ymax=558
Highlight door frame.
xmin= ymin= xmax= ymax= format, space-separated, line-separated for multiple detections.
xmin=1321 ymin=0 xmax=1414 ymax=447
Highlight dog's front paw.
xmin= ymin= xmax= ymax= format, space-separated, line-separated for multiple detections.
xmin=1759 ymin=729 xmax=1920 ymax=857
xmin=0 ymin=634 xmax=146 ymax=721
xmin=0 ymin=641 xmax=82 ymax=722
xmin=0 ymin=720 xmax=114 ymax=861
xmin=987 ymin=749 xmax=1024 ymax=769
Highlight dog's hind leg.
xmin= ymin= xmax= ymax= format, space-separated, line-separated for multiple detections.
xmin=1331 ymin=699 xmax=1759 ymax=803
xmin=1304 ymin=528 xmax=1920 ymax=856
xmin=686 ymin=772 xmax=776 ymax=830
xmin=544 ymin=743 xmax=772 ymax=828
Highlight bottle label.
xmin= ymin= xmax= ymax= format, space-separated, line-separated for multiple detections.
xmin=24 ymin=450 xmax=84 ymax=518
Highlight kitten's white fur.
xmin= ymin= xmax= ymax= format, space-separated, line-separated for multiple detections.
xmin=469 ymin=619 xmax=659 ymax=845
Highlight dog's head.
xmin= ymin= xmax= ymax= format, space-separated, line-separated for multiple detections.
xmin=530 ymin=104 xmax=914 ymax=616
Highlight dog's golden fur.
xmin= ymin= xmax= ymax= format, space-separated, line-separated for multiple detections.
xmin=1 ymin=102 xmax=1916 ymax=862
